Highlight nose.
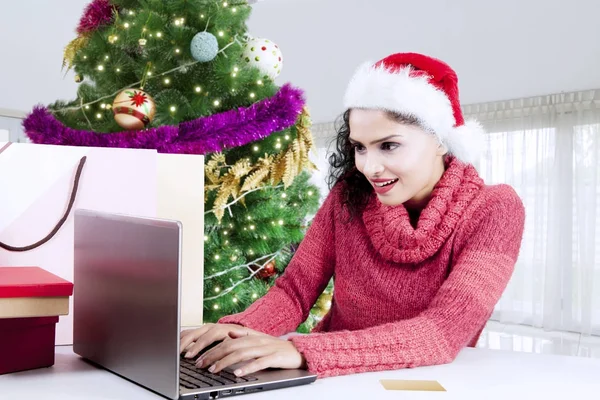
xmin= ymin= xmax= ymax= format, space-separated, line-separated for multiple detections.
xmin=362 ymin=153 xmax=384 ymax=177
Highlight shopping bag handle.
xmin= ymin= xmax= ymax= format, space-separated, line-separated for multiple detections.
xmin=0 ymin=156 xmax=87 ymax=252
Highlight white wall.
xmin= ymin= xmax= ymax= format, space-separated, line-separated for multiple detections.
xmin=2 ymin=0 xmax=600 ymax=123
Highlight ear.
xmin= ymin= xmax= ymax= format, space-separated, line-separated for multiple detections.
xmin=436 ymin=141 xmax=448 ymax=156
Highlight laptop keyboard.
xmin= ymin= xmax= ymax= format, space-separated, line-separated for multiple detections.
xmin=179 ymin=356 xmax=258 ymax=390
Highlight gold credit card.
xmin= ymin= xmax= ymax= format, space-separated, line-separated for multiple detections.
xmin=380 ymin=380 xmax=446 ymax=392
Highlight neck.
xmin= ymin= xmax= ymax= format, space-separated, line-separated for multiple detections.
xmin=404 ymin=157 xmax=446 ymax=211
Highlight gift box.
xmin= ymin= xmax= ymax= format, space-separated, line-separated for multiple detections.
xmin=0 ymin=267 xmax=73 ymax=374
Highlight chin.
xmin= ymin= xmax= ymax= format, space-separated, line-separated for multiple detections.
xmin=376 ymin=193 xmax=408 ymax=207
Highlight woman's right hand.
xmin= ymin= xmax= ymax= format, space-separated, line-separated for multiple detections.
xmin=180 ymin=323 xmax=267 ymax=359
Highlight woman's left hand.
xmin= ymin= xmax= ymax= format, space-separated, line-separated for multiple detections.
xmin=196 ymin=331 xmax=306 ymax=377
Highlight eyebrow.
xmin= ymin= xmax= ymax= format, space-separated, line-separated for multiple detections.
xmin=348 ymin=135 xmax=403 ymax=145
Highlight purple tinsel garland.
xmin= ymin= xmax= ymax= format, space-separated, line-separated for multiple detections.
xmin=23 ymin=84 xmax=305 ymax=155
xmin=77 ymin=0 xmax=115 ymax=35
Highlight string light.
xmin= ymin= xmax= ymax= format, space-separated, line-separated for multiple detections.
xmin=281 ymin=193 xmax=287 ymax=198
xmin=232 ymin=7 xmax=237 ymax=12
xmin=252 ymin=293 xmax=258 ymax=299
xmin=147 ymin=71 xmax=152 ymax=76
xmin=124 ymin=22 xmax=130 ymax=29
xmin=275 ymin=143 xmax=282 ymax=149
xmin=204 ymin=236 xmax=208 ymax=241
xmin=213 ymin=304 xmax=219 ymax=310
xmin=257 ymin=80 xmax=263 ymax=85
xmin=195 ymin=86 xmax=202 ymax=93
xmin=218 ymin=31 xmax=224 ymax=37
xmin=104 ymin=55 xmax=109 ymax=60
xmin=232 ymin=72 xmax=237 ymax=77
xmin=253 ymin=146 xmax=259 ymax=152
xmin=223 ymin=230 xmax=228 ymax=235
xmin=213 ymin=100 xmax=220 ymax=106
xmin=156 ymin=32 xmax=163 ymax=38
xmin=223 ymin=1 xmax=228 ymax=6
xmin=308 ymin=191 xmax=314 ymax=196
xmin=100 ymin=103 xmax=107 ymax=109
xmin=278 ymin=220 xmax=284 ymax=226
xmin=116 ymin=68 xmax=121 ymax=72
xmin=83 ymin=55 xmax=87 ymax=59
xmin=249 ymin=92 xmax=256 ymax=99
xmin=200 ymin=14 xmax=205 ymax=18
xmin=128 ymin=10 xmax=134 ymax=15
xmin=247 ymin=216 xmax=252 ymax=220
xmin=170 ymin=106 xmax=176 ymax=112
xmin=85 ymin=105 xmax=90 ymax=110
xmin=285 ymin=135 xmax=290 ymax=140
xmin=96 ymin=113 xmax=102 ymax=119
xmin=175 ymin=48 xmax=181 ymax=54
xmin=233 ymin=298 xmax=238 ymax=303
xmin=214 ymin=287 xmax=221 ymax=293
xmin=214 ymin=254 xmax=220 ymax=260
xmin=97 ymin=65 xmax=104 ymax=71
xmin=164 ymin=78 xmax=170 ymax=84
xmin=250 ymin=225 xmax=255 ymax=230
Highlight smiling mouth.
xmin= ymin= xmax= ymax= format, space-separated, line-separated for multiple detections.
xmin=373 ymin=179 xmax=399 ymax=187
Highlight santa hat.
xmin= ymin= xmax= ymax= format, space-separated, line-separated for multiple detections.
xmin=343 ymin=52 xmax=484 ymax=164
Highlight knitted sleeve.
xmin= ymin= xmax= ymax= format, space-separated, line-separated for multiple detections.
xmin=217 ymin=185 xmax=339 ymax=336
xmin=289 ymin=185 xmax=526 ymax=378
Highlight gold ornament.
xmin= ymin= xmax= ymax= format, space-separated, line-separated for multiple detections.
xmin=314 ymin=292 xmax=333 ymax=318
xmin=74 ymin=74 xmax=83 ymax=83
xmin=138 ymin=38 xmax=147 ymax=46
xmin=108 ymin=35 xmax=119 ymax=44
xmin=112 ymin=89 xmax=156 ymax=130
xmin=204 ymin=107 xmax=318 ymax=222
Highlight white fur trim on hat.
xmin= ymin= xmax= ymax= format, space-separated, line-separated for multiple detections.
xmin=446 ymin=120 xmax=485 ymax=164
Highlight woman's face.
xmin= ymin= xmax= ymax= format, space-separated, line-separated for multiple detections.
xmin=349 ymin=109 xmax=447 ymax=208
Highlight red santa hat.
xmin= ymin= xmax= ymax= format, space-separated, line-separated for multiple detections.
xmin=343 ymin=52 xmax=484 ymax=164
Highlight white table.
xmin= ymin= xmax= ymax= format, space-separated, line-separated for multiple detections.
xmin=1 ymin=346 xmax=599 ymax=399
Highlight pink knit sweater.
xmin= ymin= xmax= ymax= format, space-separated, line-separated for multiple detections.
xmin=219 ymin=158 xmax=525 ymax=378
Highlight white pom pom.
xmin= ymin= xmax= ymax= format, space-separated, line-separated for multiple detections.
xmin=446 ymin=120 xmax=485 ymax=165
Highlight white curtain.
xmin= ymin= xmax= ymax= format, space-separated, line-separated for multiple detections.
xmin=464 ymin=89 xmax=600 ymax=336
xmin=310 ymin=89 xmax=600 ymax=336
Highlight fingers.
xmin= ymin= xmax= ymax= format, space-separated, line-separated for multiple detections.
xmin=207 ymin=344 xmax=276 ymax=375
xmin=179 ymin=325 xmax=212 ymax=354
xmin=233 ymin=353 xmax=281 ymax=377
xmin=184 ymin=325 xmax=249 ymax=358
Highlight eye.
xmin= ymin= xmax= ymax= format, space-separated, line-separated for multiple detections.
xmin=381 ymin=142 xmax=400 ymax=151
xmin=352 ymin=143 xmax=366 ymax=153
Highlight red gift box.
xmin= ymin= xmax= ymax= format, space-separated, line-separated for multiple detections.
xmin=0 ymin=267 xmax=73 ymax=375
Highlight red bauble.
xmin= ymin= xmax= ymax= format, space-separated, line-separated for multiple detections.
xmin=252 ymin=261 xmax=276 ymax=279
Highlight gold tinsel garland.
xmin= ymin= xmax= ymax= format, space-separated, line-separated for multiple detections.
xmin=205 ymin=107 xmax=317 ymax=222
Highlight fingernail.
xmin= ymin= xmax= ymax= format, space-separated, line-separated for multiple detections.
xmin=196 ymin=359 xmax=204 ymax=368
xmin=208 ymin=365 xmax=216 ymax=373
xmin=185 ymin=352 xmax=192 ymax=358
xmin=234 ymin=369 xmax=242 ymax=376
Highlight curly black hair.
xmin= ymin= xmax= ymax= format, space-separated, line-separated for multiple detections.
xmin=327 ymin=109 xmax=425 ymax=220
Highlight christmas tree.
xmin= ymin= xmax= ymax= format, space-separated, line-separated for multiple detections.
xmin=22 ymin=0 xmax=332 ymax=332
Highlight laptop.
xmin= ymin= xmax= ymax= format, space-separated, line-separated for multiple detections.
xmin=72 ymin=209 xmax=317 ymax=400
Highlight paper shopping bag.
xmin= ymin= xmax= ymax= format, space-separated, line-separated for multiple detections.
xmin=0 ymin=142 xmax=204 ymax=344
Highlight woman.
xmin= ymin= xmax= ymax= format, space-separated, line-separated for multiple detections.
xmin=180 ymin=52 xmax=526 ymax=379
